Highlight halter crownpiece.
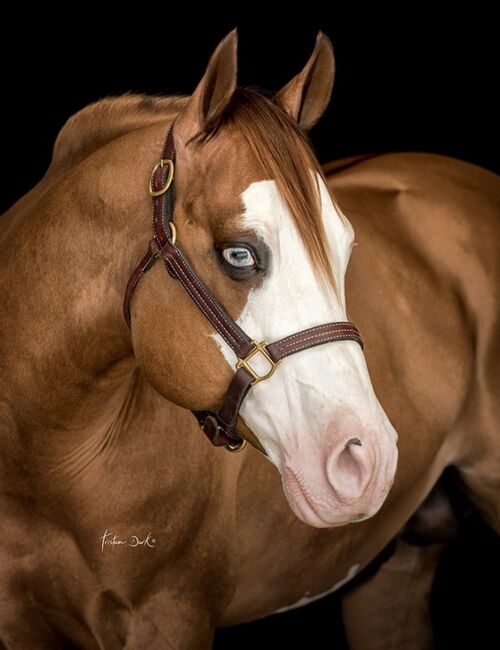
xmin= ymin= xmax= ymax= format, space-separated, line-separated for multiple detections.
xmin=123 ymin=121 xmax=363 ymax=452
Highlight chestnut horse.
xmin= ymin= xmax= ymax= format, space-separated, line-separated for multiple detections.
xmin=0 ymin=30 xmax=498 ymax=648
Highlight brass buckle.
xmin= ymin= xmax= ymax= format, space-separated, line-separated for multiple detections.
xmin=148 ymin=159 xmax=174 ymax=197
xmin=225 ymin=439 xmax=248 ymax=453
xmin=236 ymin=341 xmax=280 ymax=385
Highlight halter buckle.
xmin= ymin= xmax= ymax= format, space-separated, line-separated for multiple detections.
xmin=236 ymin=340 xmax=280 ymax=385
xmin=201 ymin=414 xmax=247 ymax=452
xmin=148 ymin=159 xmax=175 ymax=197
xmin=224 ymin=438 xmax=248 ymax=453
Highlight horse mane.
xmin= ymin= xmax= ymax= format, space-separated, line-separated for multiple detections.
xmin=208 ymin=88 xmax=342 ymax=293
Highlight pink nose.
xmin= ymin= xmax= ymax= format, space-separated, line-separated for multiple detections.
xmin=282 ymin=430 xmax=397 ymax=527
xmin=326 ymin=437 xmax=372 ymax=506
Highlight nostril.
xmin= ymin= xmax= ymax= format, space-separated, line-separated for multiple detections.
xmin=326 ymin=438 xmax=369 ymax=504
xmin=336 ymin=444 xmax=364 ymax=491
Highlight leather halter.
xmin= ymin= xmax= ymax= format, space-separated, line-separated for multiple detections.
xmin=123 ymin=122 xmax=363 ymax=452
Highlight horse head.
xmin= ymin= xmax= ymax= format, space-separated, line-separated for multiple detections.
xmin=130 ymin=30 xmax=398 ymax=527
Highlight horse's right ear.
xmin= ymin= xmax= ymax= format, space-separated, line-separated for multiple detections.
xmin=175 ymin=29 xmax=238 ymax=145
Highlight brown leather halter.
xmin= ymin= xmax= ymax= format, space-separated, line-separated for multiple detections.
xmin=124 ymin=122 xmax=363 ymax=451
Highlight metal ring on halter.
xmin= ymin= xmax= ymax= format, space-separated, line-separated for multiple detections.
xmin=236 ymin=340 xmax=280 ymax=385
xmin=224 ymin=439 xmax=248 ymax=453
xmin=168 ymin=222 xmax=177 ymax=245
xmin=148 ymin=159 xmax=174 ymax=197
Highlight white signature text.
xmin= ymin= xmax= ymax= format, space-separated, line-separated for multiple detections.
xmin=99 ymin=529 xmax=156 ymax=552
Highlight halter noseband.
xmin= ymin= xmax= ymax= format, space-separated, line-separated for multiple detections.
xmin=123 ymin=122 xmax=363 ymax=452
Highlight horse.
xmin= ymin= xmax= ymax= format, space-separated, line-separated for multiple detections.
xmin=0 ymin=29 xmax=498 ymax=648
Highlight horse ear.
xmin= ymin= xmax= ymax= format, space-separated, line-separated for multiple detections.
xmin=275 ymin=32 xmax=335 ymax=131
xmin=175 ymin=29 xmax=238 ymax=143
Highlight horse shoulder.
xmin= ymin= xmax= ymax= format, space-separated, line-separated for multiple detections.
xmin=328 ymin=151 xmax=499 ymax=222
xmin=328 ymin=151 xmax=500 ymax=287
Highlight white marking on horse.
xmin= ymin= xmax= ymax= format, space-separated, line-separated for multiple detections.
xmin=212 ymin=175 xmax=398 ymax=526
xmin=274 ymin=564 xmax=360 ymax=614
xmin=212 ymin=176 xmax=382 ymax=464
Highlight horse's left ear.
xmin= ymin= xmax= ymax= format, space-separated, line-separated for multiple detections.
xmin=275 ymin=32 xmax=335 ymax=131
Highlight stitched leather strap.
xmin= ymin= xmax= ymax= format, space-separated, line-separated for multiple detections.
xmin=153 ymin=238 xmax=254 ymax=358
xmin=123 ymin=246 xmax=158 ymax=327
xmin=124 ymin=125 xmax=176 ymax=328
xmin=192 ymin=367 xmax=255 ymax=446
xmin=124 ymin=120 xmax=364 ymax=451
xmin=267 ymin=322 xmax=363 ymax=361
xmin=124 ymin=125 xmax=254 ymax=358
xmin=195 ymin=323 xmax=363 ymax=446
xmin=153 ymin=123 xmax=176 ymax=243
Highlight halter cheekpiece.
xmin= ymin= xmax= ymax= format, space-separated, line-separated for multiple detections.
xmin=123 ymin=122 xmax=363 ymax=452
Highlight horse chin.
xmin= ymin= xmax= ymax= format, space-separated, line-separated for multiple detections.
xmin=283 ymin=481 xmax=383 ymax=528
xmin=284 ymin=484 xmax=355 ymax=528
xmin=280 ymin=447 xmax=397 ymax=528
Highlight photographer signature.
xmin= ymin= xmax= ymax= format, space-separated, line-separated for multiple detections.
xmin=99 ymin=529 xmax=156 ymax=552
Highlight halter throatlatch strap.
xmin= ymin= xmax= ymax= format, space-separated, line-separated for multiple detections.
xmin=124 ymin=121 xmax=363 ymax=452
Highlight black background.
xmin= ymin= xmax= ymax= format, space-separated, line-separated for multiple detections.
xmin=3 ymin=7 xmax=499 ymax=648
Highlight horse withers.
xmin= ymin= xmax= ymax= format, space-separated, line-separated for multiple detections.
xmin=0 ymin=30 xmax=498 ymax=649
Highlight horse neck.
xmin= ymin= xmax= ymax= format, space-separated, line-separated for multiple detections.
xmin=0 ymin=121 xmax=165 ymax=445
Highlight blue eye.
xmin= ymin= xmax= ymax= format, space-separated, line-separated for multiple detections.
xmin=222 ymin=247 xmax=256 ymax=269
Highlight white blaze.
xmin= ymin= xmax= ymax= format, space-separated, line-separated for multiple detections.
xmin=212 ymin=176 xmax=395 ymax=484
